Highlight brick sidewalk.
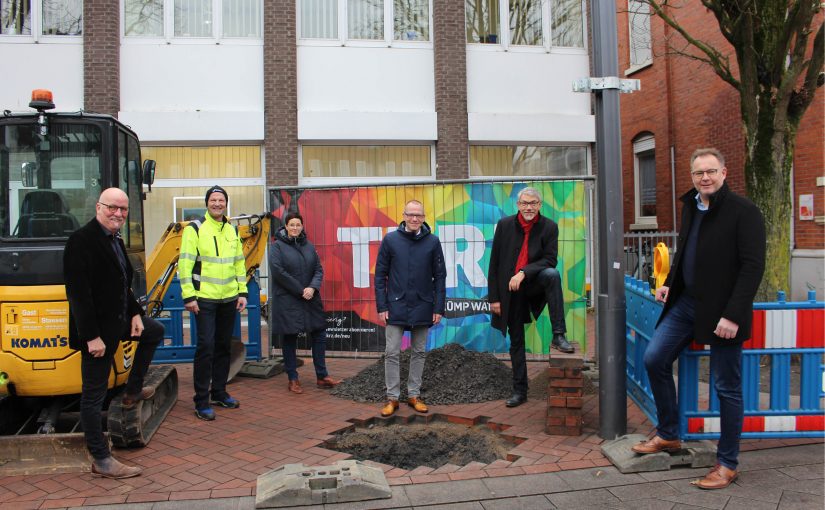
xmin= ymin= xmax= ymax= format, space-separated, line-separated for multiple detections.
xmin=1 ymin=358 xmax=820 ymax=510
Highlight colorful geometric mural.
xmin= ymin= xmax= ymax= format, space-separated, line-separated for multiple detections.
xmin=269 ymin=181 xmax=587 ymax=355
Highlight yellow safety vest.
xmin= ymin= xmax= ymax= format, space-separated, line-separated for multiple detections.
xmin=178 ymin=215 xmax=247 ymax=303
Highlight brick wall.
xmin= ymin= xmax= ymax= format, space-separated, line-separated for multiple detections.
xmin=545 ymin=356 xmax=584 ymax=436
xmin=433 ymin=0 xmax=469 ymax=179
xmin=83 ymin=0 xmax=120 ymax=116
xmin=264 ymin=0 xmax=299 ymax=186
xmin=617 ymin=2 xmax=823 ymax=249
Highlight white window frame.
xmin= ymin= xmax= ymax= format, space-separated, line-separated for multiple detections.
xmin=121 ymin=0 xmax=263 ymax=45
xmin=0 ymin=0 xmax=83 ymax=44
xmin=296 ymin=0 xmax=433 ymax=49
xmin=297 ymin=143 xmax=436 ymax=186
xmin=625 ymin=0 xmax=652 ymax=75
xmin=466 ymin=0 xmax=587 ymax=54
xmin=631 ymin=135 xmax=657 ymax=229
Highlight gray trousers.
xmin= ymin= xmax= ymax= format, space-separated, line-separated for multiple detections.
xmin=384 ymin=325 xmax=428 ymax=400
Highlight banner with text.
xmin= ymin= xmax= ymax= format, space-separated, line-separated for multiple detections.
xmin=269 ymin=181 xmax=587 ymax=355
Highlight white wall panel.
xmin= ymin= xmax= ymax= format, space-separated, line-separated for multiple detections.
xmin=0 ymin=43 xmax=83 ymax=111
xmin=297 ymin=46 xmax=434 ymax=113
xmin=299 ymin=111 xmax=437 ymax=140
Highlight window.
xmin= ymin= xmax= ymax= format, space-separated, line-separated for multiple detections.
xmin=627 ymin=0 xmax=651 ymax=67
xmin=470 ymin=146 xmax=588 ymax=177
xmin=301 ymin=145 xmax=432 ymax=179
xmin=348 ymin=0 xmax=383 ymax=40
xmin=1 ymin=0 xmax=81 ymax=37
xmin=124 ymin=0 xmax=261 ymax=39
xmin=299 ymin=0 xmax=430 ymax=43
xmin=466 ymin=0 xmax=583 ymax=49
xmin=633 ymin=135 xmax=656 ymax=224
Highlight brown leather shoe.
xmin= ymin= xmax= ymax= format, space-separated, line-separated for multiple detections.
xmin=380 ymin=400 xmax=399 ymax=417
xmin=316 ymin=376 xmax=341 ymax=388
xmin=691 ymin=464 xmax=738 ymax=489
xmin=407 ymin=397 xmax=428 ymax=413
xmin=121 ymin=387 xmax=156 ymax=409
xmin=288 ymin=379 xmax=303 ymax=394
xmin=91 ymin=456 xmax=142 ymax=479
xmin=631 ymin=435 xmax=682 ymax=454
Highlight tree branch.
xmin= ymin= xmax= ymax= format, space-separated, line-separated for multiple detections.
xmin=646 ymin=0 xmax=740 ymax=89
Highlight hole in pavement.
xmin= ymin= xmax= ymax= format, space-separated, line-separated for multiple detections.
xmin=323 ymin=414 xmax=525 ymax=471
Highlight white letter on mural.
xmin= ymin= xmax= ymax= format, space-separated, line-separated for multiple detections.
xmin=337 ymin=227 xmax=384 ymax=288
xmin=438 ymin=225 xmax=487 ymax=288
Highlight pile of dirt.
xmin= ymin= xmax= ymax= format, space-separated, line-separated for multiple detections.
xmin=331 ymin=343 xmax=513 ymax=404
xmin=328 ymin=422 xmax=511 ymax=470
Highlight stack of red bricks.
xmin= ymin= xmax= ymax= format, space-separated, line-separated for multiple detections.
xmin=545 ymin=355 xmax=584 ymax=436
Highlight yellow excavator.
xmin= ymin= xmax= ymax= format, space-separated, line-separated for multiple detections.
xmin=0 ymin=90 xmax=270 ymax=474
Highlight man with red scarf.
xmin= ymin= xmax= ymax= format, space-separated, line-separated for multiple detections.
xmin=488 ymin=187 xmax=574 ymax=407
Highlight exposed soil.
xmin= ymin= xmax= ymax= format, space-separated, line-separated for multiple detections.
xmin=328 ymin=422 xmax=512 ymax=470
xmin=331 ymin=343 xmax=513 ymax=404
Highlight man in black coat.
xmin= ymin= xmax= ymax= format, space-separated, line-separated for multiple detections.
xmin=488 ymin=187 xmax=574 ymax=408
xmin=632 ymin=148 xmax=766 ymax=491
xmin=375 ymin=200 xmax=446 ymax=417
xmin=64 ymin=188 xmax=163 ymax=479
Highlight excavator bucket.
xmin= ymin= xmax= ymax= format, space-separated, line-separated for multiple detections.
xmin=0 ymin=432 xmax=91 ymax=476
xmin=109 ymin=365 xmax=178 ymax=448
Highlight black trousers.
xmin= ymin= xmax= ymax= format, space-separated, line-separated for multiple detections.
xmin=508 ymin=267 xmax=567 ymax=396
xmin=192 ymin=300 xmax=237 ymax=409
xmin=80 ymin=316 xmax=163 ymax=460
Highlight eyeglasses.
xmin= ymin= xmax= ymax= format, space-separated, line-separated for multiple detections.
xmin=98 ymin=202 xmax=129 ymax=214
xmin=403 ymin=212 xmax=425 ymax=219
xmin=518 ymin=200 xmax=541 ymax=207
xmin=691 ymin=169 xmax=720 ymax=178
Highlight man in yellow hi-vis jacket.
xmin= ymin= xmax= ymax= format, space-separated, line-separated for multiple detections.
xmin=178 ymin=185 xmax=247 ymax=421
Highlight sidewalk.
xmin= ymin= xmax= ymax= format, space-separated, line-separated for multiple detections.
xmin=0 ymin=357 xmax=821 ymax=510
xmin=26 ymin=443 xmax=825 ymax=509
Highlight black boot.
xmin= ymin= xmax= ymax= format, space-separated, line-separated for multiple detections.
xmin=551 ymin=333 xmax=574 ymax=353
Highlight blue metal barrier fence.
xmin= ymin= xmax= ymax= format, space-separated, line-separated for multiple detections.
xmin=625 ymin=275 xmax=825 ymax=440
xmin=151 ymin=274 xmax=262 ymax=363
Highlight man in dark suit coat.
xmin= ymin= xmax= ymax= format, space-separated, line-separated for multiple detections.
xmin=632 ymin=148 xmax=766 ymax=490
xmin=488 ymin=187 xmax=574 ymax=408
xmin=64 ymin=188 xmax=163 ymax=479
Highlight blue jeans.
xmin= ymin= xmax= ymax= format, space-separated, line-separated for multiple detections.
xmin=643 ymin=295 xmax=743 ymax=470
xmin=192 ymin=300 xmax=237 ymax=409
xmin=282 ymin=329 xmax=329 ymax=381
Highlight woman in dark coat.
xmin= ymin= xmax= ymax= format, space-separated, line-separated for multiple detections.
xmin=269 ymin=212 xmax=340 ymax=393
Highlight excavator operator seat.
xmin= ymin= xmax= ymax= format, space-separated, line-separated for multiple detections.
xmin=14 ymin=190 xmax=80 ymax=238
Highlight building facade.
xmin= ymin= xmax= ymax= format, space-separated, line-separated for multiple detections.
xmin=616 ymin=1 xmax=824 ymax=300
xmin=1 ymin=0 xmax=597 ymax=256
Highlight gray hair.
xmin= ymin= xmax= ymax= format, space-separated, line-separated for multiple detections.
xmin=517 ymin=187 xmax=542 ymax=202
xmin=690 ymin=148 xmax=726 ymax=167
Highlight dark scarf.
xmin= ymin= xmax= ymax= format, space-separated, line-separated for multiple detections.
xmin=514 ymin=213 xmax=538 ymax=275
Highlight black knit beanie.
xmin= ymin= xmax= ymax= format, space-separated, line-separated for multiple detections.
xmin=205 ymin=185 xmax=229 ymax=204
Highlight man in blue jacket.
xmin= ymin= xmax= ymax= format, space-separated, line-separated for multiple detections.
xmin=375 ymin=200 xmax=447 ymax=417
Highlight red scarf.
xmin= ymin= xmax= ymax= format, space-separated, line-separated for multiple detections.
xmin=514 ymin=213 xmax=538 ymax=275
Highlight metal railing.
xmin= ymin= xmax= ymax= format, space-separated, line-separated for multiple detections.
xmin=623 ymin=231 xmax=678 ymax=283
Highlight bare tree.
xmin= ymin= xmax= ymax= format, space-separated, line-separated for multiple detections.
xmin=642 ymin=0 xmax=823 ymax=299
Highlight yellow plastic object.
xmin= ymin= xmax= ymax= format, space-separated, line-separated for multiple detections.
xmin=653 ymin=242 xmax=671 ymax=291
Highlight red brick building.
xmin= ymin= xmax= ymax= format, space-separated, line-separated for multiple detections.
xmin=616 ymin=2 xmax=824 ymax=299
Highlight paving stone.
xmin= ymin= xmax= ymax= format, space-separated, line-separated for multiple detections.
xmin=722 ymin=496 xmax=778 ymax=510
xmin=638 ymin=467 xmax=712 ymax=482
xmin=775 ymin=478 xmax=824 ymax=496
xmin=545 ymin=487 xmax=622 ymax=508
xmin=323 ymin=486 xmax=411 ymax=510
xmin=415 ymin=503 xmax=485 ymax=510
xmin=662 ymin=491 xmax=730 ymax=509
xmin=705 ymin=482 xmax=782 ymax=503
xmin=555 ymin=466 xmax=646 ymax=490
xmin=735 ymin=468 xmax=796 ymax=488
xmin=480 ymin=494 xmax=557 ymax=509
xmin=776 ymin=464 xmax=824 ymax=481
xmin=776 ymin=489 xmax=824 ymax=509
xmin=606 ymin=498 xmax=676 ymax=510
xmin=152 ymin=498 xmax=240 ymax=510
xmin=737 ymin=446 xmax=824 ymax=471
xmin=402 ymin=479 xmax=493 ymax=506
xmin=67 ymin=505 xmax=153 ymax=510
xmin=481 ymin=473 xmax=571 ymax=497
xmin=607 ymin=481 xmax=680 ymax=501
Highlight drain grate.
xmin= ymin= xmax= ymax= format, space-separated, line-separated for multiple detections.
xmin=324 ymin=414 xmax=525 ymax=471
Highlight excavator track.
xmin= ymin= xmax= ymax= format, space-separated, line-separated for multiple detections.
xmin=108 ymin=365 xmax=178 ymax=448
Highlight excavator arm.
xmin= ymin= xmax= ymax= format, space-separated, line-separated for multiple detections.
xmin=143 ymin=212 xmax=271 ymax=317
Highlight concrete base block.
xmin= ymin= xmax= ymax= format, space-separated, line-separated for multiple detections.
xmin=255 ymin=460 xmax=391 ymax=508
xmin=601 ymin=434 xmax=717 ymax=474
xmin=238 ymin=358 xmax=302 ymax=379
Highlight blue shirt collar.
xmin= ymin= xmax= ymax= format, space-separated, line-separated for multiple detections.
xmin=695 ymin=192 xmax=708 ymax=211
